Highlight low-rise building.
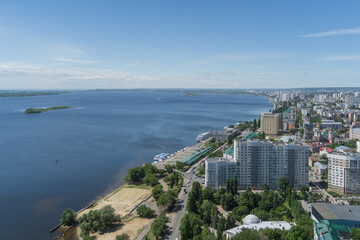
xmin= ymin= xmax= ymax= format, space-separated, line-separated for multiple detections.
xmin=319 ymin=147 xmax=334 ymax=157
xmin=314 ymin=162 xmax=327 ymax=175
xmin=313 ymin=220 xmax=351 ymax=240
xmin=225 ymin=214 xmax=292 ymax=238
xmin=311 ymin=203 xmax=360 ymax=228
xmin=350 ymin=127 xmax=360 ymax=140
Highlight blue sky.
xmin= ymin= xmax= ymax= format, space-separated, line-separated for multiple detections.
xmin=1 ymin=0 xmax=360 ymax=89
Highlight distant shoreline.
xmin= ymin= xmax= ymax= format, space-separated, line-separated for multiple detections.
xmin=0 ymin=91 xmax=71 ymax=98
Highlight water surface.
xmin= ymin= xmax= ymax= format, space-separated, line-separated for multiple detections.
xmin=0 ymin=91 xmax=272 ymax=239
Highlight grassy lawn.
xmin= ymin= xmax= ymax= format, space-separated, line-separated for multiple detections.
xmin=126 ymin=184 xmax=151 ymax=190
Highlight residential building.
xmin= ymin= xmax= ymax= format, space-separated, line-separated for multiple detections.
xmin=314 ymin=162 xmax=327 ymax=175
xmin=313 ymin=220 xmax=350 ymax=240
xmin=311 ymin=203 xmax=360 ymax=228
xmin=319 ymin=147 xmax=334 ymax=157
xmin=328 ymin=152 xmax=360 ymax=195
xmin=260 ymin=112 xmax=282 ymax=135
xmin=357 ymin=141 xmax=360 ymax=153
xmin=205 ymin=140 xmax=309 ymax=190
xmin=350 ymin=127 xmax=360 ymax=140
xmin=225 ymin=214 xmax=292 ymax=238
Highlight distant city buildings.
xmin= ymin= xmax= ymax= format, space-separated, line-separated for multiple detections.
xmin=328 ymin=152 xmax=360 ymax=195
xmin=205 ymin=140 xmax=309 ymax=190
xmin=260 ymin=112 xmax=282 ymax=135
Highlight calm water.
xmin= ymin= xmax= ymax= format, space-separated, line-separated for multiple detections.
xmin=0 ymin=91 xmax=272 ymax=239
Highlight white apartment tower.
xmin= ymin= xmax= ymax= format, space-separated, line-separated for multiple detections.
xmin=205 ymin=140 xmax=309 ymax=190
xmin=328 ymin=152 xmax=360 ymax=195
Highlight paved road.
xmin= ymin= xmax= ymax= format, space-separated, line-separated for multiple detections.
xmin=165 ymin=171 xmax=195 ymax=239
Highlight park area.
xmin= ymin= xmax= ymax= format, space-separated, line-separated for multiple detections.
xmin=73 ymin=184 xmax=154 ymax=240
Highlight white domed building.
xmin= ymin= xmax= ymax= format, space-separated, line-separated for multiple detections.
xmin=225 ymin=214 xmax=293 ymax=238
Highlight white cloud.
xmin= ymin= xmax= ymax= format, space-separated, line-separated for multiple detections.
xmin=320 ymin=55 xmax=360 ymax=61
xmin=301 ymin=28 xmax=360 ymax=38
xmin=52 ymin=57 xmax=100 ymax=64
xmin=188 ymin=52 xmax=292 ymax=65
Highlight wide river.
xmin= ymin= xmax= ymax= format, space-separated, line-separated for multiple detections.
xmin=0 ymin=91 xmax=272 ymax=239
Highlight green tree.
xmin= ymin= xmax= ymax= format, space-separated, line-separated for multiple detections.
xmin=289 ymin=128 xmax=296 ymax=135
xmin=285 ymin=225 xmax=310 ymax=240
xmin=232 ymin=206 xmax=250 ymax=221
xmin=351 ymin=228 xmax=360 ymax=240
xmin=220 ymin=192 xmax=236 ymax=211
xmin=143 ymin=174 xmax=158 ymax=187
xmin=227 ymin=135 xmax=234 ymax=145
xmin=60 ymin=208 xmax=77 ymax=225
xmin=200 ymin=200 xmax=214 ymax=225
xmin=115 ymin=233 xmax=130 ymax=240
xmin=232 ymin=228 xmax=260 ymax=240
xmin=261 ymin=228 xmax=287 ymax=240
xmin=157 ymin=190 xmax=177 ymax=211
xmin=279 ymin=177 xmax=289 ymax=198
xmin=152 ymin=184 xmax=164 ymax=200
xmin=79 ymin=205 xmax=121 ymax=237
xmin=232 ymin=177 xmax=238 ymax=195
xmin=176 ymin=161 xmax=186 ymax=171
xmin=202 ymin=187 xmax=214 ymax=201
xmin=151 ymin=213 xmax=168 ymax=239
xmin=180 ymin=212 xmax=203 ymax=240
xmin=225 ymin=213 xmax=236 ymax=230
xmin=226 ymin=178 xmax=231 ymax=193
xmin=124 ymin=166 xmax=145 ymax=184
xmin=137 ymin=205 xmax=155 ymax=218
xmin=165 ymin=164 xmax=175 ymax=173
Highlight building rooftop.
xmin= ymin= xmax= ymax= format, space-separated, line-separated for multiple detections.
xmin=314 ymin=220 xmax=350 ymax=240
xmin=224 ymin=145 xmax=234 ymax=156
xmin=311 ymin=203 xmax=360 ymax=222
xmin=336 ymin=146 xmax=350 ymax=151
xmin=314 ymin=162 xmax=327 ymax=170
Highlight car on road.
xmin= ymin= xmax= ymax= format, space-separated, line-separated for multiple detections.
xmin=180 ymin=205 xmax=184 ymax=208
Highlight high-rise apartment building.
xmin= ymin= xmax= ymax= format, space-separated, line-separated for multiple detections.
xmin=205 ymin=140 xmax=309 ymax=190
xmin=328 ymin=152 xmax=360 ymax=195
xmin=260 ymin=112 xmax=282 ymax=135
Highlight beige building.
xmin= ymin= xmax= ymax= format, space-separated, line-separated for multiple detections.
xmin=328 ymin=152 xmax=360 ymax=195
xmin=260 ymin=112 xmax=282 ymax=135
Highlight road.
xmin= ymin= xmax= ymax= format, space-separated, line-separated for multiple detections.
xmin=165 ymin=170 xmax=195 ymax=239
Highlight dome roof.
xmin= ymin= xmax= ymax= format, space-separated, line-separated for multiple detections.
xmin=242 ymin=214 xmax=261 ymax=225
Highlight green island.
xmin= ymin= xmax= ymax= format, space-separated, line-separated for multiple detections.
xmin=24 ymin=106 xmax=71 ymax=114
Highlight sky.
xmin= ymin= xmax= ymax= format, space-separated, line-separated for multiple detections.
xmin=1 ymin=0 xmax=360 ymax=89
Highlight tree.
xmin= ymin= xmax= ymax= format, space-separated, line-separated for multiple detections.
xmin=227 ymin=135 xmax=234 ymax=145
xmin=225 ymin=213 xmax=236 ymax=229
xmin=279 ymin=177 xmax=289 ymax=198
xmin=299 ymin=128 xmax=304 ymax=137
xmin=220 ymin=192 xmax=236 ymax=211
xmin=226 ymin=178 xmax=231 ymax=193
xmin=176 ymin=161 xmax=186 ymax=171
xmin=180 ymin=212 xmax=203 ymax=240
xmin=351 ymin=228 xmax=360 ymax=240
xmin=79 ymin=205 xmax=121 ymax=237
xmin=143 ymin=174 xmax=158 ymax=186
xmin=124 ymin=166 xmax=145 ymax=184
xmin=152 ymin=184 xmax=164 ymax=200
xmin=261 ymin=228 xmax=287 ymax=240
xmin=60 ymin=208 xmax=77 ymax=225
xmin=232 ymin=228 xmax=260 ymax=240
xmin=82 ymin=236 xmax=95 ymax=240
xmin=116 ymin=234 xmax=130 ymax=240
xmin=151 ymin=213 xmax=168 ymax=239
xmin=232 ymin=177 xmax=238 ymax=195
xmin=202 ymin=187 xmax=214 ymax=201
xmin=289 ymin=128 xmax=296 ymax=135
xmin=165 ymin=164 xmax=175 ymax=173
xmin=285 ymin=225 xmax=310 ymax=240
xmin=157 ymin=190 xmax=177 ymax=211
xmin=300 ymin=185 xmax=309 ymax=201
xmin=232 ymin=206 xmax=249 ymax=221
xmin=137 ymin=204 xmax=155 ymax=218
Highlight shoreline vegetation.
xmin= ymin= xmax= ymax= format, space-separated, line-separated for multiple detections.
xmin=0 ymin=91 xmax=71 ymax=97
xmin=24 ymin=106 xmax=71 ymax=114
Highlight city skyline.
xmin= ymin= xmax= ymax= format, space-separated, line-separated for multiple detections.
xmin=1 ymin=1 xmax=360 ymax=89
